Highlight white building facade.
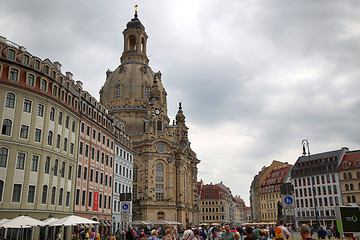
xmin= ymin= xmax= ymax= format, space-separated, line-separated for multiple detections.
xmin=113 ymin=125 xmax=133 ymax=232
xmin=291 ymin=148 xmax=348 ymax=227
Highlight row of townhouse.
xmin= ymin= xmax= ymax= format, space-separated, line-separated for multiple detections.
xmin=197 ymin=180 xmax=249 ymax=225
xmin=0 ymin=36 xmax=134 ymax=237
xmin=250 ymin=147 xmax=360 ymax=228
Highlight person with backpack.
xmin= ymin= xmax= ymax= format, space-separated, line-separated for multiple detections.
xmin=275 ymin=221 xmax=290 ymax=240
xmin=190 ymin=228 xmax=204 ymax=240
xmin=182 ymin=225 xmax=194 ymax=240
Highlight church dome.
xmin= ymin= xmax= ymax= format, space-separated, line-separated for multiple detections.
xmin=126 ymin=15 xmax=145 ymax=31
xmin=99 ymin=62 xmax=168 ymax=113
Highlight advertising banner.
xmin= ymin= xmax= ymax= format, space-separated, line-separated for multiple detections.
xmin=93 ymin=191 xmax=99 ymax=211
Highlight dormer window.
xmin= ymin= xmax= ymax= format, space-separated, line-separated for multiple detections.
xmin=45 ymin=65 xmax=50 ymax=75
xmin=8 ymin=49 xmax=16 ymax=60
xmin=23 ymin=55 xmax=30 ymax=65
xmin=34 ymin=60 xmax=40 ymax=70
xmin=52 ymin=71 xmax=56 ymax=79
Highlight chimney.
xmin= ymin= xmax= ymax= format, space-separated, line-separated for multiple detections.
xmin=76 ymin=81 xmax=83 ymax=89
xmin=54 ymin=62 xmax=62 ymax=71
xmin=66 ymin=71 xmax=73 ymax=80
xmin=0 ymin=36 xmax=6 ymax=43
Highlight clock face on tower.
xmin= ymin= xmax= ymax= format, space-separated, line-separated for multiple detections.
xmin=155 ymin=108 xmax=160 ymax=115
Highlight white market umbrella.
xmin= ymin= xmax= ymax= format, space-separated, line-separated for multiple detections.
xmin=128 ymin=220 xmax=151 ymax=225
xmin=0 ymin=216 xmax=45 ymax=228
xmin=0 ymin=219 xmax=9 ymax=225
xmin=42 ymin=217 xmax=59 ymax=225
xmin=50 ymin=215 xmax=99 ymax=226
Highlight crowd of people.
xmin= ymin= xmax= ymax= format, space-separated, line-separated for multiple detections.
xmin=73 ymin=221 xmax=343 ymax=240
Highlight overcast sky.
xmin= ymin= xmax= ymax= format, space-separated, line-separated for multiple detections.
xmin=1 ymin=0 xmax=360 ymax=206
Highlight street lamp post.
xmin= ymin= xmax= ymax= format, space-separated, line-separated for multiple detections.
xmin=302 ymin=139 xmax=320 ymax=230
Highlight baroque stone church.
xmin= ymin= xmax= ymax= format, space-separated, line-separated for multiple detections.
xmin=99 ymin=9 xmax=200 ymax=224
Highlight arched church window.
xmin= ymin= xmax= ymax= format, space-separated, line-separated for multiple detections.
xmin=144 ymin=86 xmax=149 ymax=98
xmin=141 ymin=37 xmax=145 ymax=52
xmin=157 ymin=120 xmax=162 ymax=131
xmin=156 ymin=162 xmax=164 ymax=182
xmin=157 ymin=211 xmax=165 ymax=220
xmin=133 ymin=164 xmax=138 ymax=183
xmin=115 ymin=85 xmax=121 ymax=98
xmin=129 ymin=35 xmax=136 ymax=51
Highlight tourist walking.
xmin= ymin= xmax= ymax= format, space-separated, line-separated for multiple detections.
xmin=299 ymin=224 xmax=314 ymax=240
xmin=275 ymin=220 xmax=290 ymax=240
xmin=221 ymin=224 xmax=234 ymax=240
xmin=149 ymin=229 xmax=160 ymax=240
xmin=182 ymin=225 xmax=194 ymax=240
xmin=244 ymin=227 xmax=257 ymax=240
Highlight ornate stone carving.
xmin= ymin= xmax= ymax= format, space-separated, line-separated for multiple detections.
xmin=140 ymin=66 xmax=147 ymax=73
xmin=119 ymin=65 xmax=127 ymax=73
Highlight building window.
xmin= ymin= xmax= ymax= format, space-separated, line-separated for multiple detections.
xmin=59 ymin=188 xmax=64 ymax=206
xmin=23 ymin=55 xmax=30 ymax=65
xmin=156 ymin=162 xmax=164 ymax=182
xmin=41 ymin=185 xmax=48 ymax=204
xmin=34 ymin=60 xmax=40 ymax=70
xmin=9 ymin=68 xmax=19 ymax=81
xmin=8 ymin=49 xmax=16 ymax=60
xmin=45 ymin=156 xmax=50 ymax=174
xmin=115 ymin=85 xmax=121 ymax=98
xmin=65 ymin=116 xmax=70 ymax=129
xmin=70 ymin=143 xmax=74 ymax=154
xmin=0 ymin=148 xmax=8 ymax=167
xmin=41 ymin=79 xmax=47 ymax=91
xmin=52 ymin=85 xmax=58 ymax=97
xmin=34 ymin=128 xmax=42 ymax=142
xmin=56 ymin=134 xmax=61 ymax=149
xmin=12 ymin=184 xmax=22 ymax=202
xmin=82 ymin=190 xmax=86 ymax=206
xmin=144 ymin=86 xmax=149 ymax=98
xmin=68 ymin=165 xmax=73 ymax=180
xmin=20 ymin=125 xmax=29 ymax=139
xmin=5 ymin=92 xmax=16 ymax=108
xmin=76 ymin=189 xmax=80 ymax=205
xmin=72 ymin=122 xmax=76 ymax=133
xmin=37 ymin=104 xmax=44 ymax=117
xmin=61 ymin=161 xmax=66 ymax=178
xmin=63 ymin=138 xmax=68 ymax=152
xmin=0 ymin=180 xmax=4 ymax=201
xmin=66 ymin=191 xmax=70 ymax=206
xmin=27 ymin=185 xmax=35 ymax=203
xmin=31 ymin=155 xmax=39 ymax=172
xmin=58 ymin=112 xmax=63 ymax=125
xmin=54 ymin=159 xmax=59 ymax=176
xmin=23 ymin=99 xmax=32 ymax=113
xmin=51 ymin=186 xmax=56 ymax=205
xmin=27 ymin=73 xmax=35 ymax=86
xmin=47 ymin=131 xmax=53 ymax=145
xmin=156 ymin=184 xmax=164 ymax=201
xmin=88 ymin=192 xmax=92 ymax=207
xmin=16 ymin=152 xmax=26 ymax=170
xmin=50 ymin=107 xmax=55 ymax=121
